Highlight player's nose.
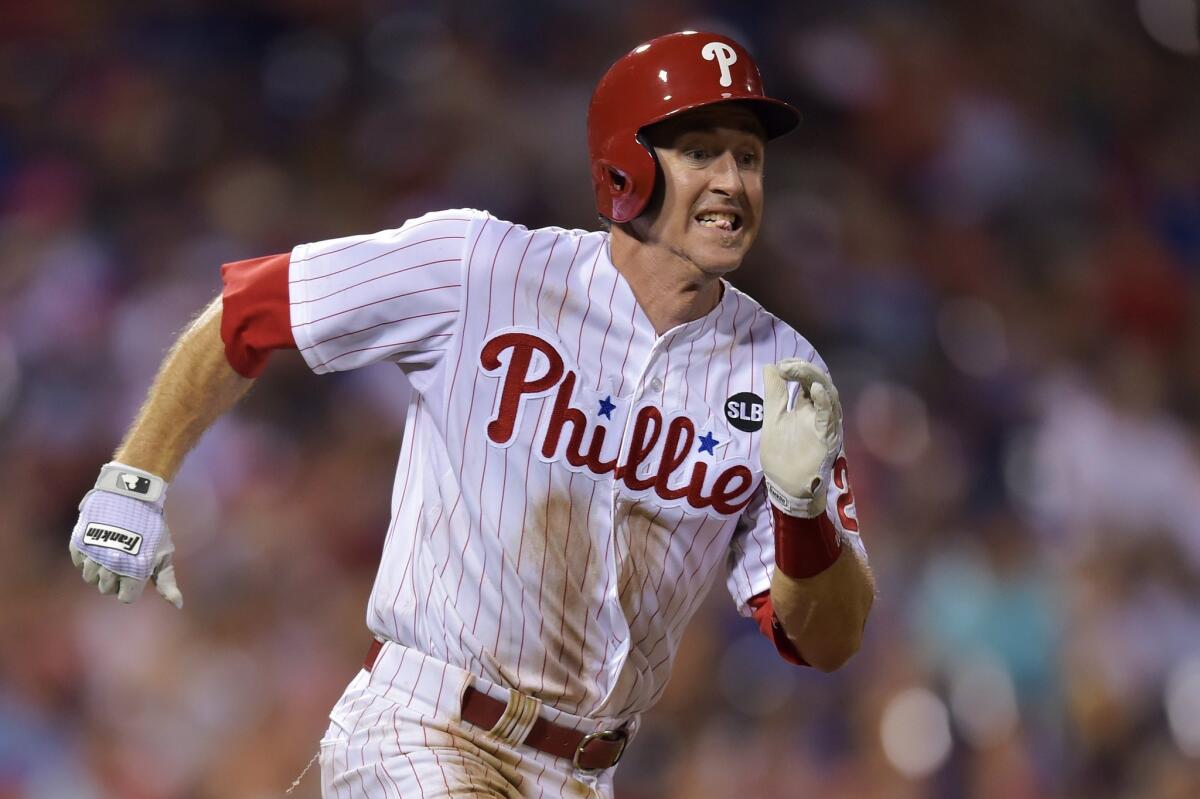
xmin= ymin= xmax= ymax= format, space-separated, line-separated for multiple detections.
xmin=707 ymin=151 xmax=745 ymax=196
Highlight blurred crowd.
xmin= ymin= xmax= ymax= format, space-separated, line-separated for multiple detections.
xmin=2 ymin=1 xmax=1199 ymax=797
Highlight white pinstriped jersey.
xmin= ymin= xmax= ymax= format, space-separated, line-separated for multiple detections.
xmin=288 ymin=208 xmax=863 ymax=720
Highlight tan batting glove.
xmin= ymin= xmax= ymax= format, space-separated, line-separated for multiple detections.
xmin=760 ymin=359 xmax=843 ymax=518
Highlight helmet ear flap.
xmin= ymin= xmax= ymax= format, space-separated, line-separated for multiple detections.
xmin=599 ymin=162 xmax=630 ymax=193
xmin=608 ymin=167 xmax=628 ymax=191
xmin=593 ymin=160 xmax=638 ymax=222
xmin=595 ymin=145 xmax=658 ymax=223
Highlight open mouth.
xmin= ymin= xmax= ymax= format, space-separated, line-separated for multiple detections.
xmin=694 ymin=211 xmax=743 ymax=232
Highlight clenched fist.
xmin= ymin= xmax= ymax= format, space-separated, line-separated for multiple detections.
xmin=760 ymin=359 xmax=843 ymax=518
xmin=69 ymin=461 xmax=183 ymax=607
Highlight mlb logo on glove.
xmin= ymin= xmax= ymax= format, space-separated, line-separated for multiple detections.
xmin=120 ymin=473 xmax=152 ymax=494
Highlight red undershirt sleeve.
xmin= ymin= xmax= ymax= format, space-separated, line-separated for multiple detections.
xmin=219 ymin=253 xmax=296 ymax=378
xmin=748 ymin=590 xmax=810 ymax=667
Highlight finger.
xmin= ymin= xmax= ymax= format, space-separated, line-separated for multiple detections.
xmin=775 ymin=359 xmax=824 ymax=386
xmin=825 ymin=378 xmax=841 ymax=410
xmin=81 ymin=557 xmax=102 ymax=586
xmin=810 ymin=381 xmax=831 ymax=413
xmin=811 ymin=382 xmax=832 ymax=433
xmin=155 ymin=565 xmax=184 ymax=610
xmin=98 ymin=567 xmax=119 ymax=595
xmin=118 ymin=576 xmax=148 ymax=604
xmin=762 ymin=364 xmax=788 ymax=417
xmin=70 ymin=542 xmax=85 ymax=569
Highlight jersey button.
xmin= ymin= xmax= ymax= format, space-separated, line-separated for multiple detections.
xmin=649 ymin=377 xmax=663 ymax=392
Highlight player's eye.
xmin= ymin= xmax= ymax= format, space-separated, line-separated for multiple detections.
xmin=738 ymin=150 xmax=761 ymax=169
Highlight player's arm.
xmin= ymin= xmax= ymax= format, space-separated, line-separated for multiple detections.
xmin=767 ymin=520 xmax=873 ymax=673
xmin=69 ymin=252 xmax=293 ymax=606
xmin=115 ymin=296 xmax=254 ymax=478
xmin=757 ymin=360 xmax=875 ymax=672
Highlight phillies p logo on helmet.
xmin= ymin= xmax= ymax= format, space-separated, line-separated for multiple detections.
xmin=701 ymin=41 xmax=737 ymax=87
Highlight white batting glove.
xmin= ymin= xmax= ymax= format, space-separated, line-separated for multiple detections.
xmin=760 ymin=359 xmax=844 ymax=518
xmin=68 ymin=461 xmax=183 ymax=608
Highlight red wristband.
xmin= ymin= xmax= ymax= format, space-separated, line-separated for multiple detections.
xmin=748 ymin=591 xmax=810 ymax=667
xmin=772 ymin=506 xmax=843 ymax=579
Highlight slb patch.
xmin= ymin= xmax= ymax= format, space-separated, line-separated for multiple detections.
xmin=725 ymin=391 xmax=764 ymax=432
xmin=83 ymin=523 xmax=143 ymax=555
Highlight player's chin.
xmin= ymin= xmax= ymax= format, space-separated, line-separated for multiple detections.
xmin=689 ymin=233 xmax=754 ymax=274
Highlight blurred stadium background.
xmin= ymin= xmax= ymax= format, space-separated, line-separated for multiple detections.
xmin=3 ymin=1 xmax=1200 ymax=797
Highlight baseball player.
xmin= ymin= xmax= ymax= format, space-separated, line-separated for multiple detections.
xmin=69 ymin=31 xmax=874 ymax=798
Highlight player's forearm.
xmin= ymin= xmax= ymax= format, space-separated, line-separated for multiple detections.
xmin=114 ymin=296 xmax=253 ymax=479
xmin=770 ymin=542 xmax=874 ymax=672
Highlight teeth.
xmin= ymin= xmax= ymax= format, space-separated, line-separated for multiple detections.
xmin=696 ymin=212 xmax=736 ymax=230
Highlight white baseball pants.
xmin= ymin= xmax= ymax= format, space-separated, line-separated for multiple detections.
xmin=318 ymin=641 xmax=625 ymax=798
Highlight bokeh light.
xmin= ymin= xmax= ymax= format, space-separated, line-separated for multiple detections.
xmin=880 ymin=687 xmax=953 ymax=779
xmin=949 ymin=654 xmax=1020 ymax=748
xmin=1165 ymin=655 xmax=1200 ymax=756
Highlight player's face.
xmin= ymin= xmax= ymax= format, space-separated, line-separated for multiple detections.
xmin=635 ymin=104 xmax=766 ymax=276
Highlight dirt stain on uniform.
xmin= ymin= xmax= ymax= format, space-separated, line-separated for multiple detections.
xmin=615 ymin=500 xmax=676 ymax=621
xmin=523 ymin=485 xmax=607 ymax=708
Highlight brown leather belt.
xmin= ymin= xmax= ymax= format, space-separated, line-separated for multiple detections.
xmin=364 ymin=639 xmax=628 ymax=771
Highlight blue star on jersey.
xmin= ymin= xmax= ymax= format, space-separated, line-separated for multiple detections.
xmin=698 ymin=431 xmax=719 ymax=455
xmin=597 ymin=395 xmax=615 ymax=419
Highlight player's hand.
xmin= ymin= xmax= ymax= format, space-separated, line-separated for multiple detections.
xmin=68 ymin=462 xmax=183 ymax=608
xmin=760 ymin=359 xmax=843 ymax=518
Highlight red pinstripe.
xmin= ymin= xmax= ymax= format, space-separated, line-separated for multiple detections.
xmin=682 ymin=327 xmax=698 ymax=408
xmin=414 ymin=505 xmax=446 ymax=661
xmin=299 ymin=283 xmax=462 ymax=327
xmin=576 ymin=246 xmax=604 ymax=359
xmin=313 ymin=332 xmax=452 ymax=370
xmin=342 ymin=689 xmax=383 ymax=799
xmin=291 ymin=258 xmax=459 ymax=304
xmin=423 ymin=723 xmax=454 ymax=797
xmin=549 ymin=246 xmax=606 ymax=708
xmin=552 ymin=240 xmax=580 ymax=331
xmin=634 ymin=516 xmax=712 ymax=657
xmin=448 ymin=226 xmax=516 ymax=608
xmin=442 ymin=218 xmax=488 ymax=426
xmin=625 ymin=509 xmax=680 ymax=632
xmin=507 ymin=400 xmax=546 ymax=665
xmin=291 ymin=233 xmax=465 ymax=280
xmin=612 ymin=298 xmax=639 ymax=397
xmin=658 ymin=330 xmax=676 ymax=406
xmin=463 ymin=231 xmax=535 ymax=636
xmin=744 ymin=315 xmax=774 ymax=580
xmin=530 ymin=237 xmax=583 ymax=697
xmin=593 ymin=267 xmax=621 ymax=391
xmin=294 ymin=217 xmax=469 ymax=267
xmin=701 ymin=298 xmax=727 ymax=405
xmin=389 ymin=702 xmax=428 ymax=799
xmin=563 ymin=478 xmax=599 ymax=715
xmin=491 ymin=232 xmax=560 ymax=649
xmin=727 ymin=292 xmax=741 ymax=448
xmin=492 ymin=229 xmax=561 ymax=671
xmin=651 ymin=519 xmax=729 ymax=670
xmin=303 ymin=310 xmax=456 ymax=352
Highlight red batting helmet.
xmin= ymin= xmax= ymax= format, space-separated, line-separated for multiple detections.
xmin=588 ymin=31 xmax=800 ymax=223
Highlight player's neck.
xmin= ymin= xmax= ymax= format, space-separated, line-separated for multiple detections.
xmin=608 ymin=227 xmax=725 ymax=337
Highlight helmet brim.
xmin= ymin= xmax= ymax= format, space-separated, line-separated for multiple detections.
xmin=639 ymin=96 xmax=801 ymax=142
